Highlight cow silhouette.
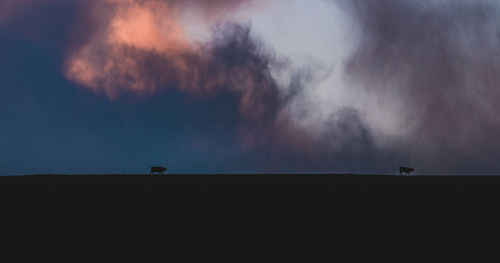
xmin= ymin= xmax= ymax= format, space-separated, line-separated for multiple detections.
xmin=399 ymin=167 xmax=415 ymax=176
xmin=150 ymin=166 xmax=167 ymax=175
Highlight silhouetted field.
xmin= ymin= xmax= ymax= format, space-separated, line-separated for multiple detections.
xmin=1 ymin=174 xmax=500 ymax=202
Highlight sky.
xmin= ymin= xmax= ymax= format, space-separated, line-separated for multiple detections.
xmin=2 ymin=0 xmax=500 ymax=175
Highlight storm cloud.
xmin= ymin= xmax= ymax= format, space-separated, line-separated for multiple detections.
xmin=56 ymin=0 xmax=381 ymax=171
xmin=58 ymin=0 xmax=309 ymax=153
xmin=0 ymin=0 xmax=343 ymax=172
xmin=333 ymin=0 xmax=500 ymax=172
xmin=4 ymin=0 xmax=500 ymax=174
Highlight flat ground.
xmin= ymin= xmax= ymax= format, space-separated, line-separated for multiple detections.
xmin=1 ymin=174 xmax=500 ymax=201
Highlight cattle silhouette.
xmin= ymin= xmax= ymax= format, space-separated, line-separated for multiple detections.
xmin=399 ymin=167 xmax=415 ymax=176
xmin=150 ymin=166 xmax=167 ymax=175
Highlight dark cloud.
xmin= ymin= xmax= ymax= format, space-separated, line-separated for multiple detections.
xmin=9 ymin=0 xmax=500 ymax=174
xmin=1 ymin=0 xmax=294 ymax=149
xmin=0 ymin=0 xmax=331 ymax=173
xmin=334 ymin=0 xmax=500 ymax=173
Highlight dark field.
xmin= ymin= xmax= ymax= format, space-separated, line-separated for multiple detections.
xmin=1 ymin=174 xmax=500 ymax=201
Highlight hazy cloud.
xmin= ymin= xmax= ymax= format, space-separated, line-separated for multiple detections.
xmin=332 ymin=0 xmax=500 ymax=172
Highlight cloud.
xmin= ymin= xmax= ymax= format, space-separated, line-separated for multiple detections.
xmin=60 ymin=0 xmax=389 ymax=171
xmin=331 ymin=0 xmax=500 ymax=172
xmin=13 ymin=0 xmax=500 ymax=172
xmin=60 ymin=0 xmax=317 ymax=156
xmin=0 ymin=0 xmax=403 ymax=172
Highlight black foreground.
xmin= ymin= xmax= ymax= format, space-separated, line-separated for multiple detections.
xmin=1 ymin=174 xmax=500 ymax=201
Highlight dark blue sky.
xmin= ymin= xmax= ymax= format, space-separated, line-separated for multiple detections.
xmin=0 ymin=28 xmax=256 ymax=174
